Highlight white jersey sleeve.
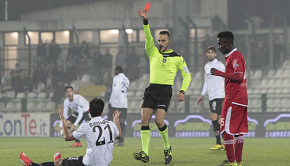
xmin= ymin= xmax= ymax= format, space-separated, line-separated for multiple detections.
xmin=73 ymin=122 xmax=88 ymax=140
xmin=60 ymin=100 xmax=69 ymax=128
xmin=63 ymin=100 xmax=69 ymax=119
xmin=201 ymin=69 xmax=208 ymax=96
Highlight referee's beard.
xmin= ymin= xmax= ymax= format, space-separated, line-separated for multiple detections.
xmin=159 ymin=45 xmax=170 ymax=52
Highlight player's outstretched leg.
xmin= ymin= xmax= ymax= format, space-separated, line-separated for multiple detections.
xmin=20 ymin=152 xmax=55 ymax=166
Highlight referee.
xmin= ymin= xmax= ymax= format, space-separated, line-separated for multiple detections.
xmin=133 ymin=9 xmax=191 ymax=164
xmin=196 ymin=46 xmax=225 ymax=150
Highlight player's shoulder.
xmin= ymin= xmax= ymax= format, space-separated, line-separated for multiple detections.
xmin=233 ymin=50 xmax=244 ymax=59
xmin=64 ymin=98 xmax=69 ymax=104
xmin=216 ymin=60 xmax=225 ymax=66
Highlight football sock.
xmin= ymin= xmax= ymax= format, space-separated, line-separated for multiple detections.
xmin=119 ymin=118 xmax=125 ymax=143
xmin=212 ymin=120 xmax=222 ymax=145
xmin=158 ymin=124 xmax=170 ymax=150
xmin=223 ymin=132 xmax=235 ymax=163
xmin=141 ymin=126 xmax=151 ymax=155
xmin=235 ymin=134 xmax=244 ymax=163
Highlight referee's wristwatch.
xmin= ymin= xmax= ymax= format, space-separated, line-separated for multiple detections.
xmin=179 ymin=90 xmax=185 ymax=94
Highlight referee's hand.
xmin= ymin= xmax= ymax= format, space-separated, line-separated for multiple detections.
xmin=138 ymin=9 xmax=148 ymax=20
xmin=177 ymin=92 xmax=185 ymax=102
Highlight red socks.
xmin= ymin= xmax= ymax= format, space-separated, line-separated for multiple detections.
xmin=235 ymin=135 xmax=244 ymax=163
xmin=223 ymin=133 xmax=235 ymax=163
xmin=223 ymin=133 xmax=244 ymax=163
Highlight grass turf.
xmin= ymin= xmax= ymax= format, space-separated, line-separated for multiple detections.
xmin=0 ymin=137 xmax=289 ymax=166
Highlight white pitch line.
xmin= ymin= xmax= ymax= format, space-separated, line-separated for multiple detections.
xmin=0 ymin=150 xmax=16 ymax=151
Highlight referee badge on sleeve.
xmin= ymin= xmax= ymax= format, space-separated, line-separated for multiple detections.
xmin=163 ymin=58 xmax=167 ymax=63
xmin=184 ymin=67 xmax=189 ymax=73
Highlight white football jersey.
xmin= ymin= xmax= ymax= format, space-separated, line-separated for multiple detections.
xmin=63 ymin=94 xmax=89 ymax=126
xmin=201 ymin=59 xmax=225 ymax=100
xmin=73 ymin=117 xmax=119 ymax=166
xmin=109 ymin=73 xmax=130 ymax=108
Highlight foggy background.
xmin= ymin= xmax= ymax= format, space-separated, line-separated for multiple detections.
xmin=0 ymin=0 xmax=289 ymax=115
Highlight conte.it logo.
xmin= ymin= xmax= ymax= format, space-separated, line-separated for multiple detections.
xmin=264 ymin=114 xmax=290 ymax=138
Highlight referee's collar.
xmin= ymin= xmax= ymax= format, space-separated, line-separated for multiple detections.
xmin=225 ymin=48 xmax=237 ymax=58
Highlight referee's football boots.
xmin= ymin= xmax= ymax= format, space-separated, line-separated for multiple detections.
xmin=133 ymin=151 xmax=149 ymax=163
xmin=164 ymin=146 xmax=172 ymax=164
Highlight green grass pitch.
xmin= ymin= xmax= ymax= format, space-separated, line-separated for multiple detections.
xmin=0 ymin=137 xmax=289 ymax=166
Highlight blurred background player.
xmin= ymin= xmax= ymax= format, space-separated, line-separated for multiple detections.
xmin=108 ymin=66 xmax=130 ymax=146
xmin=59 ymin=85 xmax=90 ymax=147
xmin=196 ymin=46 xmax=225 ymax=150
xmin=134 ymin=8 xmax=191 ymax=164
xmin=20 ymin=98 xmax=122 ymax=166
xmin=211 ymin=31 xmax=248 ymax=166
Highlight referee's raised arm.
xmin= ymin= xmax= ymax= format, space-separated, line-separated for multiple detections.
xmin=138 ymin=9 xmax=158 ymax=58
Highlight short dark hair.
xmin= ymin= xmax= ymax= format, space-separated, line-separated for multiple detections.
xmin=217 ymin=31 xmax=234 ymax=43
xmin=64 ymin=85 xmax=73 ymax=91
xmin=115 ymin=66 xmax=123 ymax=74
xmin=159 ymin=30 xmax=171 ymax=39
xmin=89 ymin=98 xmax=104 ymax=117
xmin=207 ymin=46 xmax=216 ymax=53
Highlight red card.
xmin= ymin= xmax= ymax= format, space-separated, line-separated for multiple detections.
xmin=144 ymin=3 xmax=151 ymax=12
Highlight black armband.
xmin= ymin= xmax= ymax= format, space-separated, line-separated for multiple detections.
xmin=179 ymin=90 xmax=185 ymax=94
xmin=143 ymin=19 xmax=148 ymax=25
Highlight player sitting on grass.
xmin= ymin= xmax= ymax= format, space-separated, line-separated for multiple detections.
xmin=20 ymin=98 xmax=122 ymax=166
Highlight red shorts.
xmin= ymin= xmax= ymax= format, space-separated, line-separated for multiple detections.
xmin=220 ymin=101 xmax=248 ymax=135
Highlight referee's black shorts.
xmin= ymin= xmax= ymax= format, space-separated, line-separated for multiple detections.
xmin=141 ymin=84 xmax=172 ymax=112
xmin=67 ymin=111 xmax=91 ymax=125
xmin=209 ymin=98 xmax=224 ymax=115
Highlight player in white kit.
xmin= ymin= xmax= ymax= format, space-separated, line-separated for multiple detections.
xmin=20 ymin=98 xmax=122 ymax=166
xmin=60 ymin=86 xmax=91 ymax=147
xmin=196 ymin=46 xmax=225 ymax=150
xmin=108 ymin=66 xmax=130 ymax=146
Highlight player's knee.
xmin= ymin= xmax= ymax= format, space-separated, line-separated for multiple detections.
xmin=66 ymin=120 xmax=72 ymax=126
xmin=141 ymin=118 xmax=150 ymax=126
xmin=155 ymin=119 xmax=164 ymax=128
